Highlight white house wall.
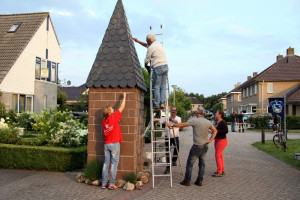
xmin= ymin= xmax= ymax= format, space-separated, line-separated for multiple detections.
xmin=0 ymin=16 xmax=61 ymax=95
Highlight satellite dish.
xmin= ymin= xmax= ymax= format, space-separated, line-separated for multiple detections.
xmin=67 ymin=80 xmax=71 ymax=85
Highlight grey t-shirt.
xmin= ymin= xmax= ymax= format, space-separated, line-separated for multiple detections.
xmin=187 ymin=117 xmax=213 ymax=145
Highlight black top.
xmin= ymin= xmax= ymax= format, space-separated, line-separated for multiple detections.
xmin=231 ymin=114 xmax=236 ymax=123
xmin=238 ymin=114 xmax=244 ymax=123
xmin=215 ymin=120 xmax=228 ymax=139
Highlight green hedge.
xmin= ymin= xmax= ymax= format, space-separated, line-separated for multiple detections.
xmin=249 ymin=115 xmax=300 ymax=129
xmin=0 ymin=144 xmax=87 ymax=172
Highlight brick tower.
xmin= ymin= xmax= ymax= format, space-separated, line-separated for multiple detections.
xmin=86 ymin=0 xmax=147 ymax=178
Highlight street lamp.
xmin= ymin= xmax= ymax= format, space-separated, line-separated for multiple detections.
xmin=171 ymin=85 xmax=177 ymax=106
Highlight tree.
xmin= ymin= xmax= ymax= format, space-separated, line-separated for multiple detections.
xmin=169 ymin=87 xmax=192 ymax=122
xmin=212 ymin=102 xmax=224 ymax=114
xmin=57 ymin=87 xmax=68 ymax=111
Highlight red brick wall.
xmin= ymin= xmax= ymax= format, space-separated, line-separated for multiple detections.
xmin=88 ymin=87 xmax=144 ymax=179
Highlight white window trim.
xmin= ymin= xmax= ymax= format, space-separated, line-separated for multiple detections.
xmin=250 ymin=86 xmax=252 ymax=96
xmin=246 ymin=88 xmax=249 ymax=97
xmin=254 ymin=84 xmax=257 ymax=95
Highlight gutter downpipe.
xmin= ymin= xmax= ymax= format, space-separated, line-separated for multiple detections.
xmin=262 ymin=80 xmax=264 ymax=114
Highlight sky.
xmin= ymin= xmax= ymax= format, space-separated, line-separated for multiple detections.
xmin=1 ymin=0 xmax=300 ymax=97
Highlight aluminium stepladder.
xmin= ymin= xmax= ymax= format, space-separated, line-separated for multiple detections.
xmin=147 ymin=25 xmax=183 ymax=188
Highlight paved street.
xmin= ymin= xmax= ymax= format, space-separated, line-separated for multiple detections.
xmin=0 ymin=127 xmax=299 ymax=200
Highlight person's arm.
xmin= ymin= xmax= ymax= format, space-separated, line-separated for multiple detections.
xmin=132 ymin=38 xmax=147 ymax=47
xmin=119 ymin=93 xmax=127 ymax=113
xmin=165 ymin=122 xmax=189 ymax=128
xmin=207 ymin=126 xmax=218 ymax=144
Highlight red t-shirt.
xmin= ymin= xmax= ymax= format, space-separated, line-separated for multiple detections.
xmin=102 ymin=110 xmax=123 ymax=144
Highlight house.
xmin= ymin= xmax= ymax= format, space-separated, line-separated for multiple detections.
xmin=286 ymin=84 xmax=300 ymax=115
xmin=219 ymin=96 xmax=227 ymax=113
xmin=189 ymin=97 xmax=203 ymax=111
xmin=0 ymin=12 xmax=61 ymax=113
xmin=225 ymin=82 xmax=242 ymax=114
xmin=59 ymin=84 xmax=88 ymax=105
xmin=233 ymin=47 xmax=300 ymax=115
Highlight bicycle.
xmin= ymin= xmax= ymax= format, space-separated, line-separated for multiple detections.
xmin=272 ymin=123 xmax=287 ymax=152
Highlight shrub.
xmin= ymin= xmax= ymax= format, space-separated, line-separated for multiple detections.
xmin=0 ymin=102 xmax=5 ymax=119
xmin=126 ymin=172 xmax=137 ymax=184
xmin=0 ymin=118 xmax=20 ymax=144
xmin=0 ymin=144 xmax=87 ymax=171
xmin=84 ymin=160 xmax=103 ymax=181
xmin=31 ymin=107 xmax=85 ymax=147
xmin=6 ymin=109 xmax=18 ymax=126
xmin=16 ymin=112 xmax=34 ymax=131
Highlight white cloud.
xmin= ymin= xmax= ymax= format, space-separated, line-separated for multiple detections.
xmin=229 ymin=24 xmax=254 ymax=37
xmin=49 ymin=9 xmax=72 ymax=17
xmin=203 ymin=16 xmax=235 ymax=25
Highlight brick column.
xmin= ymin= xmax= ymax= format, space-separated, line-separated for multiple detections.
xmin=88 ymin=87 xmax=144 ymax=178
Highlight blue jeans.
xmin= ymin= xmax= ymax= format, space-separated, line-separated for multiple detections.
xmin=102 ymin=142 xmax=120 ymax=185
xmin=153 ymin=65 xmax=168 ymax=107
xmin=231 ymin=122 xmax=236 ymax=132
xmin=184 ymin=144 xmax=208 ymax=182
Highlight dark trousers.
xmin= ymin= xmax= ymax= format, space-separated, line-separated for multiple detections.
xmin=238 ymin=123 xmax=244 ymax=132
xmin=184 ymin=144 xmax=208 ymax=182
xmin=165 ymin=137 xmax=179 ymax=164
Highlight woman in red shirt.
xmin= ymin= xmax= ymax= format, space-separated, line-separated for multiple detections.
xmin=101 ymin=93 xmax=126 ymax=190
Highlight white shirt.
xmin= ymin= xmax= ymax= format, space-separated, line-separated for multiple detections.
xmin=160 ymin=115 xmax=181 ymax=138
xmin=145 ymin=41 xmax=168 ymax=68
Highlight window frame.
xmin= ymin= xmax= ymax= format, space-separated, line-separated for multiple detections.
xmin=8 ymin=22 xmax=22 ymax=33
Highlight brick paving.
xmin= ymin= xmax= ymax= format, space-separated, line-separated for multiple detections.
xmin=0 ymin=127 xmax=299 ymax=200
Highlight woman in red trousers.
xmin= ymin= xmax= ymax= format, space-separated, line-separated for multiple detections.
xmin=212 ymin=110 xmax=228 ymax=177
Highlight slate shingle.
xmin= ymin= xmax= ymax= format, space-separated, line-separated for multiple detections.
xmin=0 ymin=12 xmax=50 ymax=84
xmin=86 ymin=0 xmax=146 ymax=91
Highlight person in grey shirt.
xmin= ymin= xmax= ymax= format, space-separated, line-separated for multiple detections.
xmin=166 ymin=108 xmax=217 ymax=186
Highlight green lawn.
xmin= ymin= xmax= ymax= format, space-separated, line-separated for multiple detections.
xmin=253 ymin=139 xmax=300 ymax=170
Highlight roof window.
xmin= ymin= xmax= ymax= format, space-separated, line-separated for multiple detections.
xmin=8 ymin=23 xmax=21 ymax=33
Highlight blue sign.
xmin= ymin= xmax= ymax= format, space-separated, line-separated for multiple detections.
xmin=268 ymin=98 xmax=284 ymax=118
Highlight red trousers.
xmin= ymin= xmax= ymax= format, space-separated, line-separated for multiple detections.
xmin=214 ymin=138 xmax=228 ymax=173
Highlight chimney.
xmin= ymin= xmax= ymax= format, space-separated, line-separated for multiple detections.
xmin=276 ymin=54 xmax=283 ymax=61
xmin=237 ymin=82 xmax=241 ymax=86
xmin=253 ymin=72 xmax=258 ymax=77
xmin=287 ymin=47 xmax=294 ymax=56
xmin=247 ymin=76 xmax=251 ymax=81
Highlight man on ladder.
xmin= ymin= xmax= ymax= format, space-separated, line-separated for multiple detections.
xmin=155 ymin=106 xmax=181 ymax=174
xmin=133 ymin=34 xmax=168 ymax=110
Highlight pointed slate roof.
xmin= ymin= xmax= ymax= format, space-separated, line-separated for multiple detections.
xmin=0 ymin=12 xmax=50 ymax=84
xmin=86 ymin=0 xmax=146 ymax=91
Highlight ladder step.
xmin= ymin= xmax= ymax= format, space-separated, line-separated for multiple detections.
xmin=153 ymin=163 xmax=170 ymax=166
xmin=152 ymin=151 xmax=170 ymax=154
xmin=153 ymin=174 xmax=171 ymax=177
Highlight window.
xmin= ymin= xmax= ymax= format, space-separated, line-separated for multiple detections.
xmin=238 ymin=94 xmax=241 ymax=102
xmin=41 ymin=59 xmax=48 ymax=79
xmin=43 ymin=95 xmax=47 ymax=108
xmin=267 ymin=83 xmax=274 ymax=93
xmin=35 ymin=57 xmax=41 ymax=79
xmin=26 ymin=96 xmax=32 ymax=112
xmin=8 ymin=23 xmax=21 ymax=33
xmin=12 ymin=94 xmax=18 ymax=112
xmin=231 ymin=95 xmax=233 ymax=102
xmin=19 ymin=95 xmax=26 ymax=112
xmin=246 ymin=87 xmax=249 ymax=97
xmin=51 ymin=62 xmax=56 ymax=82
xmin=242 ymin=89 xmax=245 ymax=98
xmin=254 ymin=84 xmax=257 ymax=95
xmin=46 ymin=49 xmax=48 ymax=59
xmin=250 ymin=86 xmax=252 ymax=96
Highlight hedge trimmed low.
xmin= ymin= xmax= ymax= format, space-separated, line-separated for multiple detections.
xmin=0 ymin=144 xmax=87 ymax=172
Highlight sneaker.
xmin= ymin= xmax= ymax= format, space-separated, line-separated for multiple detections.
xmin=212 ymin=173 xmax=223 ymax=177
xmin=214 ymin=171 xmax=225 ymax=175
xmin=180 ymin=180 xmax=191 ymax=186
xmin=194 ymin=180 xmax=202 ymax=186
